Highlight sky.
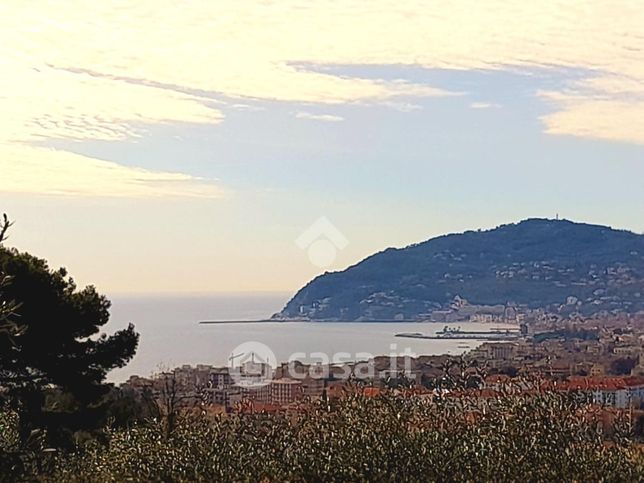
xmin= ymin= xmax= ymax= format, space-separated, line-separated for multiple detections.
xmin=1 ymin=1 xmax=643 ymax=295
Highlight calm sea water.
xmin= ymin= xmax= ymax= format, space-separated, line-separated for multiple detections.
xmin=104 ymin=293 xmax=506 ymax=383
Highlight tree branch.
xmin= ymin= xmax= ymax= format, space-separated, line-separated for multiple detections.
xmin=0 ymin=213 xmax=14 ymax=244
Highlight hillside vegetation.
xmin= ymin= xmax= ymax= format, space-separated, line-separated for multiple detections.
xmin=279 ymin=219 xmax=644 ymax=320
xmin=2 ymin=390 xmax=643 ymax=482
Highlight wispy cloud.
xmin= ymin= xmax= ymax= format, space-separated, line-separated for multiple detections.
xmin=0 ymin=145 xmax=225 ymax=198
xmin=470 ymin=102 xmax=501 ymax=109
xmin=383 ymin=101 xmax=423 ymax=112
xmin=0 ymin=0 xmax=643 ymax=201
xmin=295 ymin=112 xmax=344 ymax=122
xmin=0 ymin=65 xmax=222 ymax=144
xmin=539 ymin=89 xmax=644 ymax=145
xmin=0 ymin=64 xmax=224 ymax=197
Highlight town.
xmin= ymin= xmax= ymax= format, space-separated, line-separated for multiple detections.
xmin=122 ymin=312 xmax=644 ymax=432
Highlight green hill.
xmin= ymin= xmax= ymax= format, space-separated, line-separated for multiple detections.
xmin=277 ymin=219 xmax=644 ymax=321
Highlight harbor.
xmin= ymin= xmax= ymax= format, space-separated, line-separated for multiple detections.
xmin=396 ymin=325 xmax=522 ymax=341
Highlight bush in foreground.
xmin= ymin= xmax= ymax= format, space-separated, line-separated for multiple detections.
xmin=3 ymin=390 xmax=643 ymax=482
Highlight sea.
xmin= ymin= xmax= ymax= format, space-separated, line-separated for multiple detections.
xmin=104 ymin=293 xmax=511 ymax=383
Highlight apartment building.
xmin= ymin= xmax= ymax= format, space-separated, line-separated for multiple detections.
xmin=271 ymin=379 xmax=303 ymax=405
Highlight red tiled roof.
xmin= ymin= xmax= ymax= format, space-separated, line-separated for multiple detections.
xmin=555 ymin=375 xmax=644 ymax=392
xmin=362 ymin=387 xmax=382 ymax=397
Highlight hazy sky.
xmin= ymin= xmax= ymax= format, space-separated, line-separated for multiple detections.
xmin=1 ymin=1 xmax=643 ymax=295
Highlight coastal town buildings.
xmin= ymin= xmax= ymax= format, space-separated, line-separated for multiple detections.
xmin=270 ymin=379 xmax=303 ymax=405
xmin=122 ymin=313 xmax=644 ymax=415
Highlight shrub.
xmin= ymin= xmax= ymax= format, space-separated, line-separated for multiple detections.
xmin=4 ymin=390 xmax=640 ymax=482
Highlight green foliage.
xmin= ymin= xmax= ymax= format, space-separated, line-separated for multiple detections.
xmin=0 ymin=215 xmax=22 ymax=341
xmin=282 ymin=218 xmax=644 ymax=320
xmin=533 ymin=328 xmax=599 ymax=343
xmin=0 ymin=248 xmax=138 ymax=394
xmin=0 ymin=220 xmax=139 ymax=447
xmin=2 ymin=392 xmax=642 ymax=482
xmin=0 ymin=407 xmax=56 ymax=481
xmin=611 ymin=357 xmax=638 ymax=376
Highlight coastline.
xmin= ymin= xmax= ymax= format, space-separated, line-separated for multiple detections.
xmin=199 ymin=319 xmax=521 ymax=326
